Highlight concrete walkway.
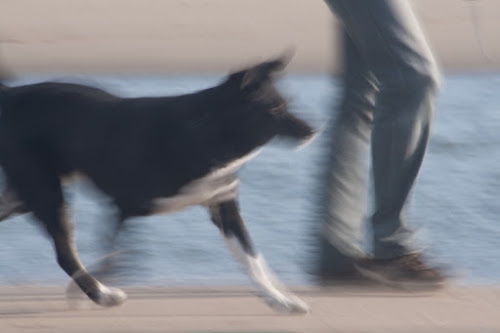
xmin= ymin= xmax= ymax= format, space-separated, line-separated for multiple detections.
xmin=0 ymin=285 xmax=498 ymax=332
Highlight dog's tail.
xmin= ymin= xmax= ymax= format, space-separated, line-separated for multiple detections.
xmin=0 ymin=72 xmax=11 ymax=93
xmin=0 ymin=71 xmax=7 ymax=94
xmin=0 ymin=67 xmax=6 ymax=90
xmin=0 ymin=48 xmax=12 ymax=91
xmin=0 ymin=69 xmax=7 ymax=91
xmin=0 ymin=66 xmax=11 ymax=91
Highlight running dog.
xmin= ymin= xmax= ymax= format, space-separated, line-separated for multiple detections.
xmin=0 ymin=55 xmax=314 ymax=313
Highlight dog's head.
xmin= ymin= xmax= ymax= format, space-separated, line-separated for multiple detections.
xmin=222 ymin=53 xmax=316 ymax=147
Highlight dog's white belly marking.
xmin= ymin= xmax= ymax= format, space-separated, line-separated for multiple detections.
xmin=153 ymin=176 xmax=239 ymax=214
xmin=153 ymin=149 xmax=261 ymax=214
xmin=225 ymin=236 xmax=309 ymax=314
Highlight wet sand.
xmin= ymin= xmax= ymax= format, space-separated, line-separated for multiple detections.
xmin=0 ymin=285 xmax=499 ymax=332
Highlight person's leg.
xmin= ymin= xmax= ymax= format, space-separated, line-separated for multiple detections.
xmin=325 ymin=0 xmax=443 ymax=286
xmin=325 ymin=0 xmax=438 ymax=256
xmin=318 ymin=30 xmax=377 ymax=279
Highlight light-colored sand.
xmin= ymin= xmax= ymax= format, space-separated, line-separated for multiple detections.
xmin=0 ymin=0 xmax=499 ymax=75
xmin=0 ymin=285 xmax=499 ymax=332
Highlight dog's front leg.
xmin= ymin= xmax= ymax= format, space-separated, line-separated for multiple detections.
xmin=209 ymin=200 xmax=308 ymax=314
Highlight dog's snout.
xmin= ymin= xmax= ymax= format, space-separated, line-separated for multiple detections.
xmin=278 ymin=114 xmax=315 ymax=142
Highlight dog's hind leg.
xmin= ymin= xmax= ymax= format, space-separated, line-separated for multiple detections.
xmin=21 ymin=177 xmax=126 ymax=307
xmin=0 ymin=166 xmax=28 ymax=221
xmin=0 ymin=189 xmax=28 ymax=221
xmin=209 ymin=200 xmax=308 ymax=314
xmin=66 ymin=211 xmax=128 ymax=302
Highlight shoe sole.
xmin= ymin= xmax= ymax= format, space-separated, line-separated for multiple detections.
xmin=354 ymin=265 xmax=446 ymax=291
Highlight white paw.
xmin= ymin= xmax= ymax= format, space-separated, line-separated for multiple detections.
xmin=94 ymin=284 xmax=127 ymax=307
xmin=263 ymin=292 xmax=309 ymax=314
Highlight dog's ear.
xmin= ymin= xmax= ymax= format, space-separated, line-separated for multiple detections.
xmin=237 ymin=50 xmax=294 ymax=91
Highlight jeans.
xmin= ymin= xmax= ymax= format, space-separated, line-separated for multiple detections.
xmin=319 ymin=0 xmax=439 ymax=269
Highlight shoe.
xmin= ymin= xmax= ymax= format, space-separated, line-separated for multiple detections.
xmin=317 ymin=238 xmax=375 ymax=286
xmin=355 ymin=253 xmax=446 ymax=290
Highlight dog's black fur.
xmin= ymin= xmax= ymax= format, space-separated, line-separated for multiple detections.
xmin=0 ymin=56 xmax=314 ymax=312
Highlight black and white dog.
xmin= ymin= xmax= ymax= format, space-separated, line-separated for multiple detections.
xmin=0 ymin=55 xmax=314 ymax=313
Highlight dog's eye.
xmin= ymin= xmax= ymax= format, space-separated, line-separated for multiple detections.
xmin=269 ymin=102 xmax=286 ymax=115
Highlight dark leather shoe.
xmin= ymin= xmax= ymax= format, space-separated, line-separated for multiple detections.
xmin=355 ymin=253 xmax=446 ymax=290
xmin=317 ymin=238 xmax=375 ymax=286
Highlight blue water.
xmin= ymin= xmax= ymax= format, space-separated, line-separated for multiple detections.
xmin=0 ymin=73 xmax=499 ymax=287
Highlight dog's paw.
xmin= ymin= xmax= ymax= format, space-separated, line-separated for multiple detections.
xmin=90 ymin=284 xmax=127 ymax=307
xmin=263 ymin=292 xmax=309 ymax=314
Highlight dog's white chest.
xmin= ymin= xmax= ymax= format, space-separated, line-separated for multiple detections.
xmin=152 ymin=149 xmax=261 ymax=213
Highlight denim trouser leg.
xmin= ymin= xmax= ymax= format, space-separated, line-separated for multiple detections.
xmin=320 ymin=33 xmax=377 ymax=263
xmin=321 ymin=0 xmax=439 ymax=263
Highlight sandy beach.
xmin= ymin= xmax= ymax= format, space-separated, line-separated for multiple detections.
xmin=0 ymin=285 xmax=499 ymax=332
xmin=0 ymin=0 xmax=499 ymax=75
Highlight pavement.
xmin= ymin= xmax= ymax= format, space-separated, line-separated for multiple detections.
xmin=0 ymin=285 xmax=498 ymax=332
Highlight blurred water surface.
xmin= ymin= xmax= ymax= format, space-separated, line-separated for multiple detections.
xmin=0 ymin=73 xmax=499 ymax=287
